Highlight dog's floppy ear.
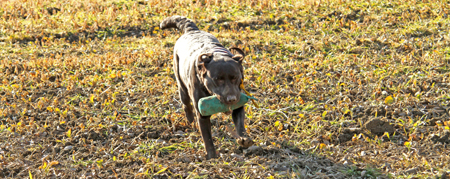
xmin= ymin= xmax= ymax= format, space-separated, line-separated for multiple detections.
xmin=229 ymin=47 xmax=245 ymax=64
xmin=198 ymin=53 xmax=213 ymax=74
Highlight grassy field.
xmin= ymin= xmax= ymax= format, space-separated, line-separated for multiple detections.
xmin=1 ymin=0 xmax=450 ymax=178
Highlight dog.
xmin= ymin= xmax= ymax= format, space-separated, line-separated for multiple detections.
xmin=160 ymin=16 xmax=254 ymax=159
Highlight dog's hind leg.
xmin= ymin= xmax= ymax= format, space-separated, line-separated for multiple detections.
xmin=173 ymin=54 xmax=195 ymax=124
xmin=179 ymin=86 xmax=195 ymax=124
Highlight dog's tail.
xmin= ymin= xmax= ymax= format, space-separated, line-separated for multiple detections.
xmin=160 ymin=16 xmax=199 ymax=33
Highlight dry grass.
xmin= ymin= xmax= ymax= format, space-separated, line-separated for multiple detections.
xmin=1 ymin=0 xmax=450 ymax=178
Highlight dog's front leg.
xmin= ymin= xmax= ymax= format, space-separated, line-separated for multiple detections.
xmin=198 ymin=115 xmax=216 ymax=159
xmin=192 ymin=91 xmax=217 ymax=159
xmin=232 ymin=106 xmax=254 ymax=148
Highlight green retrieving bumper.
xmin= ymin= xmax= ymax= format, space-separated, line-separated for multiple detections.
xmin=198 ymin=92 xmax=257 ymax=116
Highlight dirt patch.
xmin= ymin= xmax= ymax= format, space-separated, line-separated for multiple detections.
xmin=430 ymin=132 xmax=450 ymax=144
xmin=364 ymin=117 xmax=395 ymax=136
xmin=338 ymin=128 xmax=363 ymax=143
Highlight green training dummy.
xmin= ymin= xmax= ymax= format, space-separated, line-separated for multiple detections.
xmin=198 ymin=92 xmax=257 ymax=116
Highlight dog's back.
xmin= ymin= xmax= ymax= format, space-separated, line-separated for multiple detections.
xmin=160 ymin=16 xmax=221 ymax=53
xmin=160 ymin=16 xmax=224 ymax=72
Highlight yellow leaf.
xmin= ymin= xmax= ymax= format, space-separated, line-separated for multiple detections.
xmin=62 ymin=109 xmax=67 ymax=117
xmin=383 ymin=132 xmax=390 ymax=139
xmin=322 ymin=111 xmax=327 ymax=117
xmin=29 ymin=170 xmax=33 ymax=179
xmin=39 ymin=162 xmax=47 ymax=169
xmin=96 ymin=159 xmax=103 ymax=168
xmin=156 ymin=167 xmax=168 ymax=174
xmin=319 ymin=143 xmax=326 ymax=149
xmin=274 ymin=121 xmax=280 ymax=127
xmin=48 ymin=161 xmax=59 ymax=167
xmin=66 ymin=129 xmax=71 ymax=138
xmin=90 ymin=95 xmax=95 ymax=103
xmin=344 ymin=109 xmax=351 ymax=114
xmin=423 ymin=158 xmax=428 ymax=166
xmin=385 ymin=96 xmax=394 ymax=104
xmin=404 ymin=141 xmax=411 ymax=147
xmin=299 ymin=114 xmax=304 ymax=118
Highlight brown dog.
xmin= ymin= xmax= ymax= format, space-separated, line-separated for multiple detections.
xmin=160 ymin=16 xmax=254 ymax=159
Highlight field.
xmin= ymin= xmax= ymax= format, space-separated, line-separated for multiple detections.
xmin=1 ymin=0 xmax=450 ymax=178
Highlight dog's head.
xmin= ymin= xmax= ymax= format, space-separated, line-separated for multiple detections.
xmin=197 ymin=47 xmax=245 ymax=105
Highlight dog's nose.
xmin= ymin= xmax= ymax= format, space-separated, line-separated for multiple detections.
xmin=227 ymin=96 xmax=237 ymax=103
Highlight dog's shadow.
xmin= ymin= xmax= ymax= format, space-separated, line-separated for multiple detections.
xmin=150 ymin=116 xmax=386 ymax=179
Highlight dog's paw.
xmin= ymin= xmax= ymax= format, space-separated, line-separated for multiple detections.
xmin=237 ymin=137 xmax=254 ymax=148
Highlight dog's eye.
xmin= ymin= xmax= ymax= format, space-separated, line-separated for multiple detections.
xmin=214 ymin=77 xmax=224 ymax=83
